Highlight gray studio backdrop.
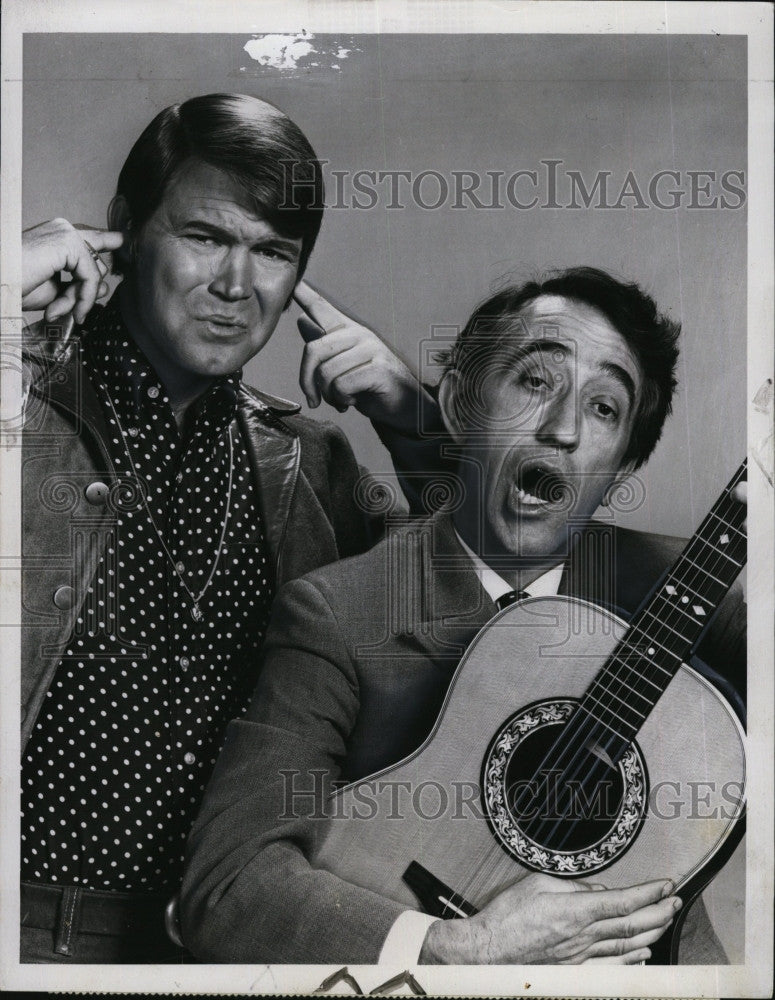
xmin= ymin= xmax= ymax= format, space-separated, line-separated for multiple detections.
xmin=22 ymin=33 xmax=747 ymax=961
xmin=23 ymin=32 xmax=747 ymax=540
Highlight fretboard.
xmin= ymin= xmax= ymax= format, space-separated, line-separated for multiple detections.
xmin=580 ymin=460 xmax=747 ymax=746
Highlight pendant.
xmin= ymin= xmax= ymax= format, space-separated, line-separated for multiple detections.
xmin=191 ymin=604 xmax=203 ymax=622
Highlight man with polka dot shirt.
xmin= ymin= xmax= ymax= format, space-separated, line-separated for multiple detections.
xmin=19 ymin=93 xmax=438 ymax=963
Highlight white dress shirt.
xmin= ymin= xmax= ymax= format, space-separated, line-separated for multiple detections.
xmin=378 ymin=535 xmax=564 ymax=965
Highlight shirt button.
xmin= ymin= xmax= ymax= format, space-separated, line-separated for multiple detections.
xmin=127 ymin=427 xmax=139 ymax=438
xmin=183 ymin=752 xmax=196 ymax=766
xmin=53 ymin=585 xmax=76 ymax=610
xmin=84 ymin=481 xmax=109 ymax=506
xmin=175 ymin=472 xmax=183 ymax=484
xmin=178 ymin=656 xmax=190 ymax=670
xmin=175 ymin=561 xmax=186 ymax=574
xmin=147 ymin=386 xmax=160 ymax=400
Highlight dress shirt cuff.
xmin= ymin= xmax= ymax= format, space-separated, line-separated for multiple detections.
xmin=378 ymin=910 xmax=441 ymax=965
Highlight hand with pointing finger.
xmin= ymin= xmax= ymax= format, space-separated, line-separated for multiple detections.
xmin=294 ymin=280 xmax=437 ymax=433
xmin=22 ymin=219 xmax=124 ymax=326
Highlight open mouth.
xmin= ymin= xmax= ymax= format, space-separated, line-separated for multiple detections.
xmin=514 ymin=463 xmax=572 ymax=508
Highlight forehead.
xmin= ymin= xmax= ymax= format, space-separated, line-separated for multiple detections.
xmin=153 ymin=158 xmax=280 ymax=235
xmin=506 ymin=294 xmax=642 ymax=386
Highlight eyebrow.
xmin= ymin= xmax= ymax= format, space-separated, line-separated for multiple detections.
xmin=180 ymin=219 xmax=301 ymax=257
xmin=598 ymin=361 xmax=636 ymax=411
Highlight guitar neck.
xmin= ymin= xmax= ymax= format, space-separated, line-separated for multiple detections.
xmin=582 ymin=460 xmax=747 ymax=745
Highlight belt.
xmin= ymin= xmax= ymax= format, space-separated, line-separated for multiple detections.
xmin=21 ymin=881 xmax=176 ymax=955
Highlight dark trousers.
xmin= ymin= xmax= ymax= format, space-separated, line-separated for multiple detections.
xmin=20 ymin=882 xmax=188 ymax=964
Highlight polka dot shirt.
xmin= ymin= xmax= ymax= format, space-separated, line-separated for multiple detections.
xmin=21 ymin=298 xmax=274 ymax=891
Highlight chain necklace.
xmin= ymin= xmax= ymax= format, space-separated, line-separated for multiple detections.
xmin=101 ymin=382 xmax=235 ymax=623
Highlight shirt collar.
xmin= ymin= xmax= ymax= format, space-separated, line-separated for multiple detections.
xmin=454 ymin=528 xmax=564 ymax=603
xmin=83 ymin=293 xmax=241 ymax=430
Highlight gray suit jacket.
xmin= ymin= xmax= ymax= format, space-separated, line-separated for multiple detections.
xmin=180 ymin=511 xmax=745 ymax=963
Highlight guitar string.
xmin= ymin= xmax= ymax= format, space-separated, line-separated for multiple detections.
xmin=469 ymin=465 xmax=746 ymax=883
xmin=533 ymin=466 xmax=747 ymax=848
xmin=457 ymin=490 xmax=746 ymax=909
xmin=504 ymin=467 xmax=746 ymax=872
xmin=519 ymin=467 xmax=746 ymax=853
xmin=450 ymin=462 xmax=746 ymax=907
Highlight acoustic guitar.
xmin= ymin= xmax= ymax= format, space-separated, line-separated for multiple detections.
xmin=312 ymin=462 xmax=747 ymax=964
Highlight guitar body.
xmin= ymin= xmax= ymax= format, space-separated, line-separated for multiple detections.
xmin=312 ymin=596 xmax=745 ymax=958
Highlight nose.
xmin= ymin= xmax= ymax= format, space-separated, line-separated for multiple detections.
xmin=208 ymin=247 xmax=253 ymax=302
xmin=534 ymin=390 xmax=579 ymax=450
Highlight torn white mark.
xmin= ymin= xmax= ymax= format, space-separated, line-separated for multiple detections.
xmin=753 ymin=377 xmax=773 ymax=414
xmin=244 ymin=34 xmax=315 ymax=71
xmin=753 ymin=377 xmax=774 ymax=487
xmin=243 ymin=34 xmax=360 ymax=73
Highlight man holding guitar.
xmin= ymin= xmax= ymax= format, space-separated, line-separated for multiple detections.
xmin=181 ymin=268 xmax=745 ymax=965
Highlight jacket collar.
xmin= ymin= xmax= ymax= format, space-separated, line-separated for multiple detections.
xmin=26 ymin=330 xmax=307 ymax=582
xmin=405 ymin=510 xmax=623 ymax=661
xmin=410 ymin=510 xmax=500 ymax=637
xmin=235 ymin=386 xmax=302 ymax=584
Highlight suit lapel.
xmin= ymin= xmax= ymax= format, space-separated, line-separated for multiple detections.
xmin=404 ymin=511 xmax=498 ymax=663
xmin=237 ymin=399 xmax=339 ymax=587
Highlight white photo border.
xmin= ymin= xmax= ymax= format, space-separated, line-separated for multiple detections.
xmin=1 ymin=1 xmax=772 ymax=996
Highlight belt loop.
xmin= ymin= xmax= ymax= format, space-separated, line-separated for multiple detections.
xmin=54 ymin=886 xmax=82 ymax=956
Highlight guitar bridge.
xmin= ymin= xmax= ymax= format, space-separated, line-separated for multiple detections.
xmin=402 ymin=861 xmax=478 ymax=919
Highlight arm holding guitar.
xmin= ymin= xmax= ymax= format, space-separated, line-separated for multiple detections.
xmin=181 ymin=577 xmax=682 ymax=965
xmin=418 ymin=873 xmax=680 ymax=965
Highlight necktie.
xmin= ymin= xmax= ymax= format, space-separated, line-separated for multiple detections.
xmin=495 ymin=590 xmax=530 ymax=612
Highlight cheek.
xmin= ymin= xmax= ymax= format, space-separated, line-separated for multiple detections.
xmin=257 ymin=264 xmax=299 ymax=311
xmin=139 ymin=245 xmax=205 ymax=310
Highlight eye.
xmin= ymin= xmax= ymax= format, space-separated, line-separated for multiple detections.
xmin=592 ymin=400 xmax=618 ymax=420
xmin=186 ymin=233 xmax=218 ymax=247
xmin=519 ymin=369 xmax=551 ymax=391
xmin=254 ymin=245 xmax=296 ymax=264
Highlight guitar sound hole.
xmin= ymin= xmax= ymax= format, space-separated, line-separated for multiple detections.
xmin=481 ymin=699 xmax=648 ymax=875
xmin=503 ymin=722 xmax=624 ymax=853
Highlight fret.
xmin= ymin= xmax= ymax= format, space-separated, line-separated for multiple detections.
xmin=640 ymin=608 xmax=697 ymax=645
xmin=588 ymin=676 xmax=651 ymax=716
xmin=623 ymin=626 xmax=684 ymax=665
xmin=658 ymin=577 xmax=720 ymax=609
xmin=602 ymin=655 xmax=664 ymax=691
xmin=648 ymin=596 xmax=717 ymax=630
xmin=584 ymin=687 xmax=643 ymax=725
xmin=580 ymin=460 xmax=746 ymax=746
xmin=685 ymin=533 xmax=744 ymax=570
xmin=705 ymin=509 xmax=746 ymax=542
xmin=577 ymin=703 xmax=632 ymax=743
xmin=614 ymin=643 xmax=675 ymax=676
xmin=674 ymin=553 xmax=727 ymax=588
xmin=610 ymin=653 xmax=673 ymax=691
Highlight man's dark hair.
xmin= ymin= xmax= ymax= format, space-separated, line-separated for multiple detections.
xmin=113 ymin=92 xmax=324 ymax=277
xmin=440 ymin=267 xmax=680 ymax=469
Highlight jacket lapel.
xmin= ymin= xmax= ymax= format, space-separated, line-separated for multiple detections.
xmin=405 ymin=511 xmax=499 ymax=663
xmin=236 ymin=391 xmax=339 ymax=587
xmin=237 ymin=398 xmax=300 ymax=583
xmin=26 ymin=338 xmax=114 ymax=471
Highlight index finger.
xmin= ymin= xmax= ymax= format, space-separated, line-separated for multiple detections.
xmin=72 ymin=225 xmax=126 ymax=254
xmin=293 ymin=280 xmax=351 ymax=333
xmin=586 ymin=879 xmax=674 ymax=920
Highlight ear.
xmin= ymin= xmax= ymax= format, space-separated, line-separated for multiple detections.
xmin=107 ymin=194 xmax=131 ymax=232
xmin=108 ymin=195 xmax=134 ymax=269
xmin=438 ymin=370 xmax=466 ymax=443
